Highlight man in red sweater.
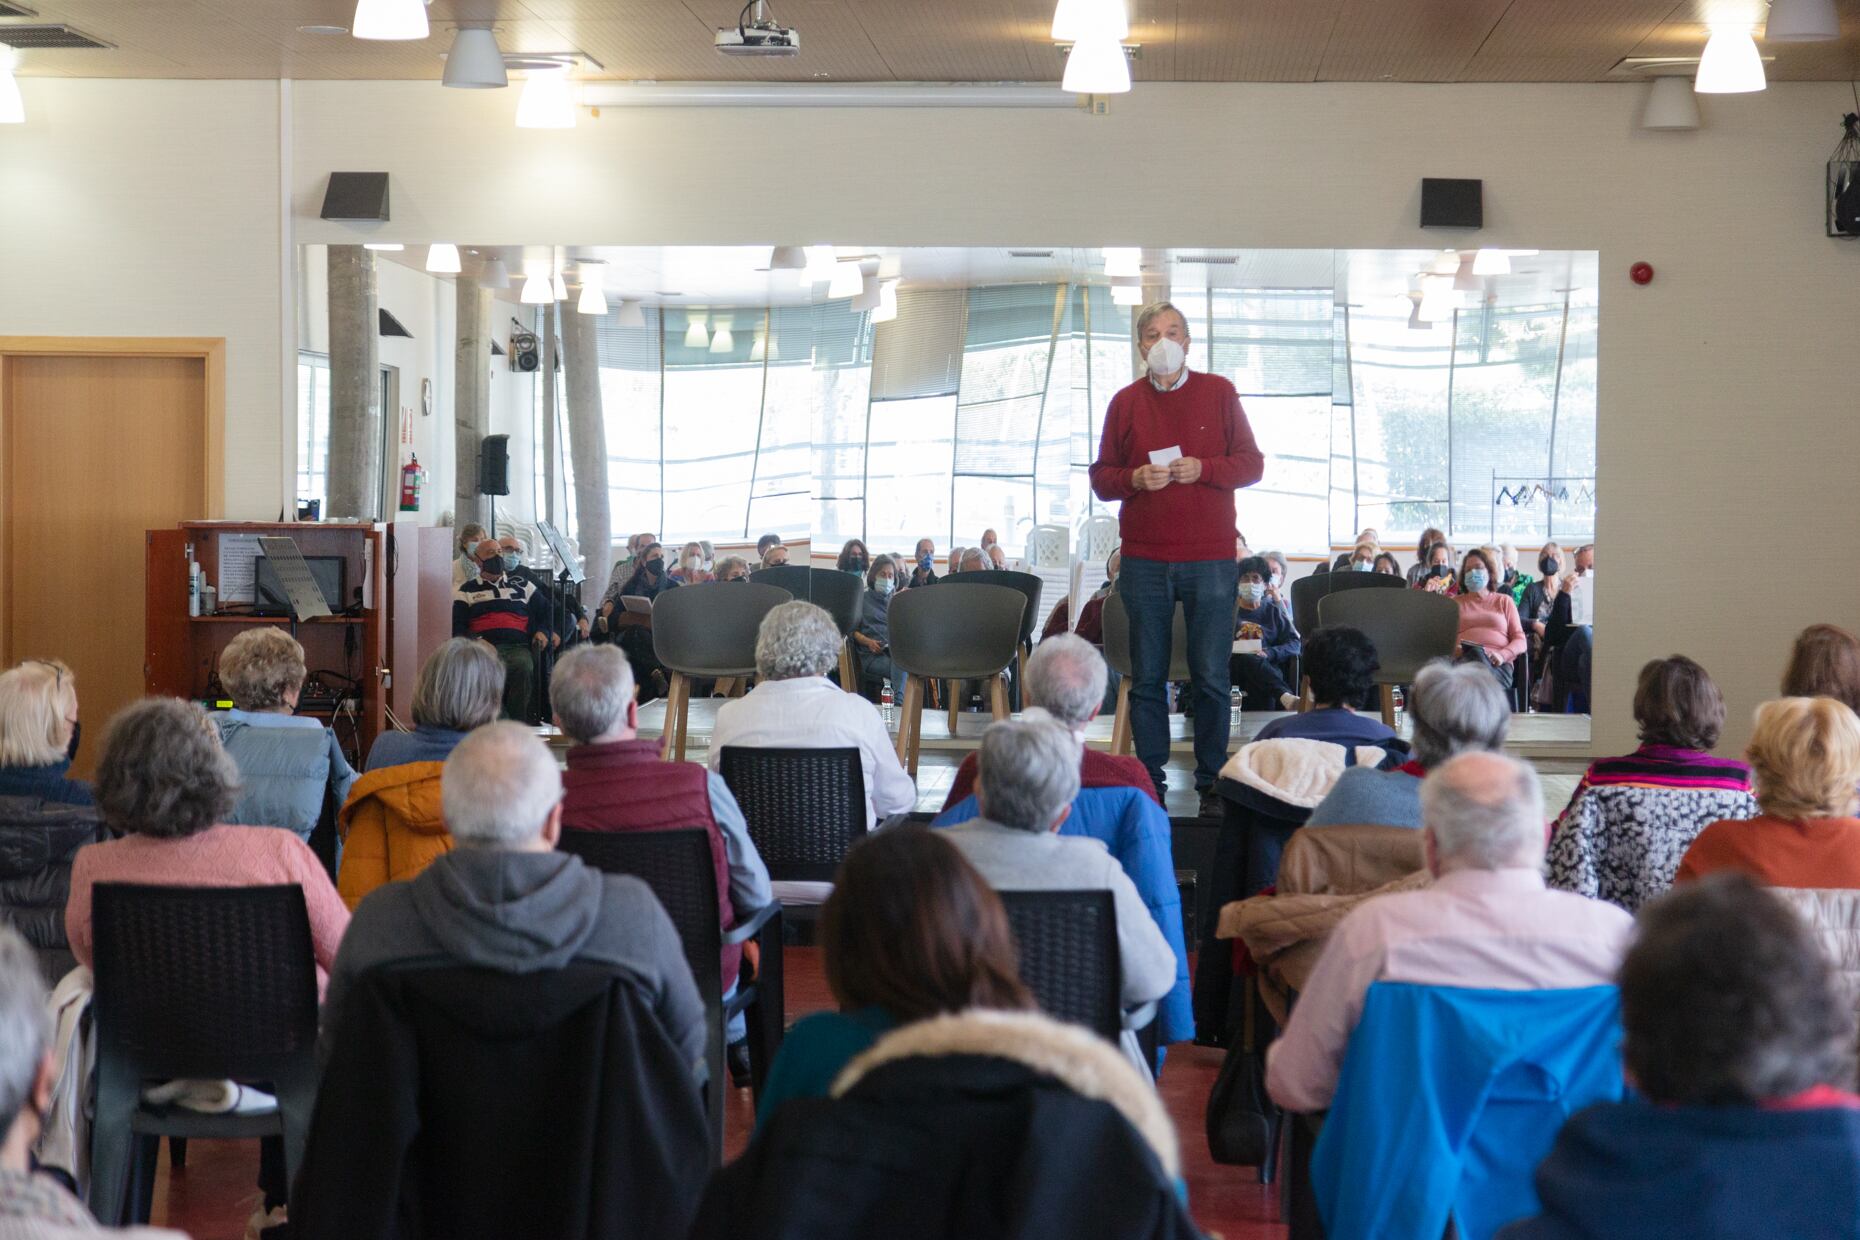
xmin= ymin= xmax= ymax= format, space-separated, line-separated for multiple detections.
xmin=1089 ymin=301 xmax=1265 ymax=815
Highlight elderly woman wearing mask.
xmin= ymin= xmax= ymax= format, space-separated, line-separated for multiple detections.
xmin=671 ymin=540 xmax=712 ymax=584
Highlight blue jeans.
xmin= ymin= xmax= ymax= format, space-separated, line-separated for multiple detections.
xmin=1120 ymin=556 xmax=1239 ymax=792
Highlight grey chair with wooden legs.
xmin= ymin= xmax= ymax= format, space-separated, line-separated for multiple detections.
xmin=888 ymin=582 xmax=1026 ymax=777
xmin=1100 ymin=591 xmax=1193 ymax=757
xmin=1288 ymin=572 xmax=1407 ymax=709
xmin=937 ymin=570 xmax=1044 ymax=711
xmin=652 ymin=582 xmax=792 ymax=761
xmin=1317 ymin=588 xmax=1461 ymax=728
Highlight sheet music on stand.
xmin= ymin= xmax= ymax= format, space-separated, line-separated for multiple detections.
xmin=534 ymin=520 xmax=585 ymax=584
xmin=256 ymin=536 xmax=333 ymax=620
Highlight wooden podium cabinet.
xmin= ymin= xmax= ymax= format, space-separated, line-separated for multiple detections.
xmin=146 ymin=521 xmax=388 ymax=765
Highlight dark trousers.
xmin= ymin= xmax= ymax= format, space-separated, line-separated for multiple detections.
xmin=857 ymin=651 xmax=895 ymax=704
xmin=493 ymin=642 xmax=536 ymax=723
xmin=1230 ymin=653 xmax=1292 ymax=707
xmin=1121 ymin=556 xmax=1240 ymax=792
xmin=1454 ymin=646 xmax=1515 ymax=691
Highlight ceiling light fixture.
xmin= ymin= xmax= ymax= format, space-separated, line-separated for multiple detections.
xmin=1640 ymin=75 xmax=1701 ymax=129
xmin=1062 ymin=33 xmax=1131 ymax=94
xmin=520 ymin=273 xmax=552 ymax=304
xmin=803 ymin=245 xmax=839 ymax=282
xmin=851 ymin=274 xmax=882 ymax=311
xmin=362 ymin=242 xmax=405 ymax=251
xmin=576 ymin=264 xmax=606 ymax=314
xmin=710 ymin=324 xmax=735 ymax=353
xmin=516 ymin=65 xmax=576 ymax=128
xmin=1111 ymin=283 xmax=1142 ymax=306
xmin=351 ymin=0 xmax=428 ymax=41
xmin=1051 ymin=0 xmax=1128 ymax=42
xmin=0 ymin=45 xmax=22 ymax=125
xmin=750 ymin=333 xmax=767 ymax=361
xmin=1429 ymin=250 xmax=1460 ymax=275
xmin=1765 ymin=0 xmax=1840 ymax=41
xmin=827 ymin=261 xmax=863 ymax=298
xmin=1695 ymin=27 xmax=1766 ymax=93
xmin=1103 ymin=246 xmax=1141 ymax=277
xmin=442 ymin=27 xmax=508 ymax=89
xmin=479 ymin=256 xmax=510 ymax=288
xmin=1471 ymin=248 xmax=1511 ymax=276
xmin=684 ymin=312 xmax=709 ymax=348
xmin=425 ymin=243 xmax=462 ymax=274
xmin=873 ymin=280 xmax=900 ymax=323
xmin=769 ymin=245 xmax=807 ymax=270
xmin=615 ymin=300 xmax=647 ymax=328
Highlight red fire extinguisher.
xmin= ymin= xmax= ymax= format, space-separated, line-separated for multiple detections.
xmin=399 ymin=454 xmax=424 ymax=512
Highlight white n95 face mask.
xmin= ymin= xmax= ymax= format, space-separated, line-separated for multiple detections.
xmin=1145 ymin=336 xmax=1186 ymax=377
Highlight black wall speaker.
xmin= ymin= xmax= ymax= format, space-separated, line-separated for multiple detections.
xmin=510 ymin=329 xmax=540 ymax=372
xmin=321 ymin=172 xmax=391 ymax=222
xmin=479 ymin=435 xmax=511 ymax=496
xmin=1420 ymin=178 xmax=1483 ymax=229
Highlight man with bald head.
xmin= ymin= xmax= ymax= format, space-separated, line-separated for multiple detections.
xmin=1266 ymin=751 xmax=1633 ymax=1113
xmin=454 ymin=537 xmax=551 ymax=722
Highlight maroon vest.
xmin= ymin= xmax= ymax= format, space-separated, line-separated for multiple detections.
xmin=561 ymin=738 xmax=743 ymax=991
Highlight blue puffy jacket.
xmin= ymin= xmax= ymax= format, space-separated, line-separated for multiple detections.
xmin=214 ymin=715 xmax=357 ymax=843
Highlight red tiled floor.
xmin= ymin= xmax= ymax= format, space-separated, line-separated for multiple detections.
xmin=154 ymin=946 xmax=1283 ymax=1239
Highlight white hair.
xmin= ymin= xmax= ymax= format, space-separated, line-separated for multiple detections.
xmin=441 ymin=722 xmax=563 ymax=847
xmin=755 ymin=601 xmax=841 ymax=681
xmin=977 ymin=716 xmax=1082 ymax=833
xmin=1421 ymin=751 xmax=1544 ymax=871
xmin=550 ymin=645 xmax=634 ymax=743
xmin=1409 ymin=661 xmax=1511 ymax=768
xmin=1027 ymin=635 xmax=1107 ymax=729
xmin=0 ymin=925 xmax=49 ymax=1132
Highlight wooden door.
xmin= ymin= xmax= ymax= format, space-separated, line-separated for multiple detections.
xmin=3 ymin=354 xmax=207 ymax=774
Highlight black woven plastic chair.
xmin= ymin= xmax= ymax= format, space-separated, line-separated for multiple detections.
xmin=998 ymin=889 xmax=1126 ymax=1044
xmin=558 ymin=828 xmax=781 ymax=1163
xmin=718 ymin=746 xmax=868 ymax=889
xmin=88 ymin=883 xmax=320 ymax=1226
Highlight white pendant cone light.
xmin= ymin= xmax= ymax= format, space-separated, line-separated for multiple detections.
xmin=1062 ymin=32 xmax=1131 ymax=94
xmin=1051 ymin=0 xmax=1128 ymax=42
xmin=615 ymin=300 xmax=647 ymax=329
xmin=803 ymin=246 xmax=839 ymax=283
xmin=710 ymin=324 xmax=735 ymax=353
xmin=1695 ymin=27 xmax=1766 ymax=93
xmin=352 ymin=0 xmax=429 ymax=41
xmin=1111 ymin=283 xmax=1142 ymax=306
xmin=1471 ymin=248 xmax=1511 ymax=276
xmin=769 ymin=245 xmax=807 ymax=270
xmin=516 ymin=66 xmax=577 ymax=128
xmin=425 ymin=243 xmax=462 ymax=274
xmin=750 ymin=334 xmax=767 ymax=362
xmin=1102 ymin=247 xmax=1141 ymax=277
xmin=873 ymin=280 xmax=900 ymax=323
xmin=684 ymin=313 xmax=709 ymax=349
xmin=442 ymin=28 xmax=508 ymax=88
xmin=576 ymin=265 xmax=606 ymax=315
xmin=850 ymin=274 xmax=882 ymax=311
xmin=1765 ymin=0 xmax=1839 ymax=41
xmin=827 ymin=262 xmax=863 ymax=298
xmin=479 ymin=256 xmax=510 ymax=289
xmin=520 ymin=274 xmax=551 ymax=304
xmin=363 ymin=242 xmax=404 ymax=251
xmin=1640 ymin=76 xmax=1701 ymax=130
xmin=0 ymin=46 xmax=23 ymax=125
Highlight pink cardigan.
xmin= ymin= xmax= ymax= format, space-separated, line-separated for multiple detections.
xmin=65 ymin=824 xmax=350 ymax=992
xmin=1455 ymin=590 xmax=1527 ymax=665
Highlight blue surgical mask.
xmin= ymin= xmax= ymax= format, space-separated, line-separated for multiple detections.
xmin=918 ymin=553 xmax=933 ymax=570
xmin=501 ymin=552 xmax=521 ymax=571
xmin=1464 ymin=568 xmax=1489 ymax=592
xmin=1352 ymin=560 xmax=1372 ymax=572
xmin=875 ymin=576 xmax=895 ymax=597
xmin=1237 ymin=582 xmax=1265 ymax=607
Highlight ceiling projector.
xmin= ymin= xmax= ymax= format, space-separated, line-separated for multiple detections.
xmin=715 ymin=19 xmax=799 ymax=55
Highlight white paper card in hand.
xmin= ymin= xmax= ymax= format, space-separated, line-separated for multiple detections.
xmin=1148 ymin=445 xmax=1183 ymax=468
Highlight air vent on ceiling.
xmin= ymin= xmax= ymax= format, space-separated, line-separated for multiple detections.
xmin=0 ymin=3 xmax=41 ymax=20
xmin=1009 ymin=250 xmax=1055 ymax=259
xmin=1174 ymin=255 xmax=1237 ymax=265
xmin=0 ymin=23 xmax=112 ymax=48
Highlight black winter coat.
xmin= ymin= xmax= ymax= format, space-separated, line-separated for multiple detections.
xmin=0 ymin=794 xmax=106 ymax=957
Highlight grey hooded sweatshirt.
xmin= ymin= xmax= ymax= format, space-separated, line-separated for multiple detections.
xmin=321 ymin=847 xmax=706 ymax=1075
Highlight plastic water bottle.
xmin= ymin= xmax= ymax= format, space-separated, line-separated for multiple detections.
xmin=880 ymin=683 xmax=895 ymax=728
xmin=1392 ymin=686 xmax=1406 ymax=719
xmin=1230 ymin=687 xmax=1243 ymax=727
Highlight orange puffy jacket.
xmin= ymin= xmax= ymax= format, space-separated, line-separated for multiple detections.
xmin=337 ymin=761 xmax=451 ymax=911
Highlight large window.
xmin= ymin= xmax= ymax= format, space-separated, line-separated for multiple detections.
xmin=296 ymin=352 xmax=331 ymax=514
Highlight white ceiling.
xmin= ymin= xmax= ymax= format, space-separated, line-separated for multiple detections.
xmin=8 ymin=0 xmax=1858 ymax=82
xmin=368 ymin=243 xmax=1598 ymax=309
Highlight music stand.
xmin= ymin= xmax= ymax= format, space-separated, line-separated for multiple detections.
xmin=256 ymin=536 xmax=333 ymax=637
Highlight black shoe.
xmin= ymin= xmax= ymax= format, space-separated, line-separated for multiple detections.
xmin=1198 ymin=789 xmax=1223 ymax=819
xmin=727 ymin=1038 xmax=753 ymax=1088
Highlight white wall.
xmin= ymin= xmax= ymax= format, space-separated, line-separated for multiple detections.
xmin=0 ymin=79 xmax=285 ymax=520
xmin=6 ymin=77 xmax=1859 ymax=755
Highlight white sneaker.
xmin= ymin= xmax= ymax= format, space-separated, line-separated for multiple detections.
xmin=244 ymin=1204 xmax=287 ymax=1240
xmin=1278 ymin=692 xmax=1299 ymax=711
